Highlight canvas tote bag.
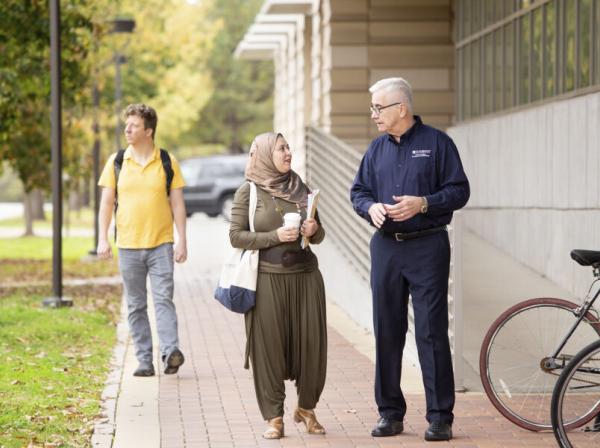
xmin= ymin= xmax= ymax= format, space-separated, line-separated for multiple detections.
xmin=214 ymin=182 xmax=258 ymax=313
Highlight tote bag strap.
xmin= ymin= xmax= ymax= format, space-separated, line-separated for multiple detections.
xmin=248 ymin=182 xmax=257 ymax=232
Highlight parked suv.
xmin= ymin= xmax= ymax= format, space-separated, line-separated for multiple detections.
xmin=180 ymin=154 xmax=247 ymax=220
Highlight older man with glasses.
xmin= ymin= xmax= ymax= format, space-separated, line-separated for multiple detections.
xmin=350 ymin=78 xmax=470 ymax=442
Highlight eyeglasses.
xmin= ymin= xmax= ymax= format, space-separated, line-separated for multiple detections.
xmin=369 ymin=102 xmax=402 ymax=115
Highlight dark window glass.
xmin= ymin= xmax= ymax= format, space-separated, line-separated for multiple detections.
xmin=485 ymin=0 xmax=496 ymax=26
xmin=519 ymin=14 xmax=531 ymax=104
xmin=544 ymin=1 xmax=556 ymax=97
xmin=485 ymin=33 xmax=494 ymax=113
xmin=579 ymin=0 xmax=592 ymax=87
xmin=564 ymin=0 xmax=576 ymax=91
xmin=596 ymin=0 xmax=600 ymax=84
xmin=463 ymin=44 xmax=472 ymax=119
xmin=495 ymin=28 xmax=504 ymax=109
xmin=472 ymin=0 xmax=482 ymax=33
xmin=472 ymin=40 xmax=481 ymax=116
xmin=505 ymin=22 xmax=515 ymax=108
xmin=462 ymin=0 xmax=471 ymax=39
xmin=495 ymin=0 xmax=505 ymax=22
xmin=532 ymin=7 xmax=543 ymax=101
xmin=506 ymin=0 xmax=516 ymax=16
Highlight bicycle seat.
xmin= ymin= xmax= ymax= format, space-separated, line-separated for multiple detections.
xmin=570 ymin=249 xmax=600 ymax=267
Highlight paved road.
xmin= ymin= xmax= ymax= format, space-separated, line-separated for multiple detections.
xmin=0 ymin=202 xmax=23 ymax=220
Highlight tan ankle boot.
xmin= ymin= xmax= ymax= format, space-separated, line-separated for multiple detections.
xmin=294 ymin=407 xmax=326 ymax=434
xmin=263 ymin=416 xmax=284 ymax=439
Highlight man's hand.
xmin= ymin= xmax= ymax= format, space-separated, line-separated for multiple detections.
xmin=385 ymin=195 xmax=421 ymax=221
xmin=300 ymin=218 xmax=318 ymax=238
xmin=368 ymin=203 xmax=387 ymax=228
xmin=277 ymin=226 xmax=300 ymax=242
xmin=97 ymin=239 xmax=113 ymax=260
xmin=174 ymin=242 xmax=187 ymax=263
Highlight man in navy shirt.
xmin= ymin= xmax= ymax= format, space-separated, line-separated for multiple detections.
xmin=350 ymin=78 xmax=469 ymax=442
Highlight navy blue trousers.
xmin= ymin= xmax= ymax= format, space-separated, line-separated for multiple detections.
xmin=370 ymin=230 xmax=455 ymax=424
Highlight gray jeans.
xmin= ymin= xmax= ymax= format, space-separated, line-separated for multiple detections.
xmin=118 ymin=243 xmax=179 ymax=363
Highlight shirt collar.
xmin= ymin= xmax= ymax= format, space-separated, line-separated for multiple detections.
xmin=387 ymin=115 xmax=422 ymax=145
xmin=123 ymin=145 xmax=160 ymax=161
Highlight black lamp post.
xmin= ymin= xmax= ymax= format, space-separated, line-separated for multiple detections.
xmin=90 ymin=18 xmax=135 ymax=255
xmin=43 ymin=0 xmax=72 ymax=308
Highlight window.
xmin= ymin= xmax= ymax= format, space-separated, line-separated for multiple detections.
xmin=596 ymin=0 xmax=600 ymax=84
xmin=544 ymin=1 xmax=556 ymax=97
xmin=455 ymin=0 xmax=600 ymax=121
xmin=472 ymin=40 xmax=481 ymax=117
xmin=532 ymin=8 xmax=543 ymax=101
xmin=505 ymin=22 xmax=516 ymax=109
xmin=495 ymin=28 xmax=504 ymax=109
xmin=579 ymin=0 xmax=592 ymax=88
xmin=519 ymin=13 xmax=531 ymax=104
xmin=485 ymin=33 xmax=494 ymax=113
xmin=564 ymin=0 xmax=576 ymax=91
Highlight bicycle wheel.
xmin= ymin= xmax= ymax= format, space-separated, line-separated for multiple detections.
xmin=552 ymin=339 xmax=600 ymax=447
xmin=480 ymin=298 xmax=600 ymax=431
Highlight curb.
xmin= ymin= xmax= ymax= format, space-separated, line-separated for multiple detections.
xmin=91 ymin=296 xmax=129 ymax=448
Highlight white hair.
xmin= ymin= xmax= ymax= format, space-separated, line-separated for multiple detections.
xmin=369 ymin=77 xmax=413 ymax=114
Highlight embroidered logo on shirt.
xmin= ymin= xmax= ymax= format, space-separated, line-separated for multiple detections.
xmin=412 ymin=149 xmax=431 ymax=158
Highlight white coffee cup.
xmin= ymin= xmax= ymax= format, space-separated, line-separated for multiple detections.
xmin=283 ymin=212 xmax=301 ymax=229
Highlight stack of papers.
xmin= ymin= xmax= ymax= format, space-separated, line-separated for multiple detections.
xmin=301 ymin=189 xmax=320 ymax=249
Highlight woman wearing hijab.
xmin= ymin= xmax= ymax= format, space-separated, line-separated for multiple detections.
xmin=229 ymin=132 xmax=327 ymax=439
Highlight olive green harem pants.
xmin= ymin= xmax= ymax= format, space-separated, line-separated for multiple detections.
xmin=245 ymin=270 xmax=327 ymax=420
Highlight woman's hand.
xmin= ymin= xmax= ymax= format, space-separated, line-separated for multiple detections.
xmin=277 ymin=226 xmax=300 ymax=242
xmin=300 ymin=218 xmax=318 ymax=238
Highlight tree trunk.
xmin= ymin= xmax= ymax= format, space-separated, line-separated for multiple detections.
xmin=81 ymin=176 xmax=90 ymax=207
xmin=31 ymin=189 xmax=45 ymax=220
xmin=23 ymin=192 xmax=34 ymax=236
xmin=69 ymin=189 xmax=81 ymax=212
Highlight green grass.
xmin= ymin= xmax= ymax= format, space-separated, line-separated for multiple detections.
xmin=0 ymin=285 xmax=121 ymax=448
xmin=0 ymin=236 xmax=99 ymax=261
xmin=0 ymin=236 xmax=119 ymax=284
xmin=0 ymin=208 xmax=94 ymax=230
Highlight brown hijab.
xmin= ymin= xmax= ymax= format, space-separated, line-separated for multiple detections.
xmin=245 ymin=132 xmax=309 ymax=206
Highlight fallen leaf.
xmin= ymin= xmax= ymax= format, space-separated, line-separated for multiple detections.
xmin=34 ymin=352 xmax=47 ymax=359
xmin=10 ymin=380 xmax=21 ymax=385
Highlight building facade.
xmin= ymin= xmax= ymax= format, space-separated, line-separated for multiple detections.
xmin=236 ymin=0 xmax=600 ymax=384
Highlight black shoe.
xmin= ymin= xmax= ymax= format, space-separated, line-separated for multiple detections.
xmin=133 ymin=361 xmax=155 ymax=377
xmin=371 ymin=417 xmax=404 ymax=437
xmin=164 ymin=348 xmax=184 ymax=374
xmin=424 ymin=422 xmax=452 ymax=441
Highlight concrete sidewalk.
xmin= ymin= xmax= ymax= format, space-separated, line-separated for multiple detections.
xmin=93 ymin=216 xmax=559 ymax=447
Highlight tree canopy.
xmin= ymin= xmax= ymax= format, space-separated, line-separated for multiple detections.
xmin=0 ymin=0 xmax=274 ymax=200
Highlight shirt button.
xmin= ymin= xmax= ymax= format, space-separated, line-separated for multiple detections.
xmin=396 ymin=184 xmax=400 ymax=187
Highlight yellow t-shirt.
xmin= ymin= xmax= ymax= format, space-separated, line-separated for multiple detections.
xmin=98 ymin=146 xmax=185 ymax=249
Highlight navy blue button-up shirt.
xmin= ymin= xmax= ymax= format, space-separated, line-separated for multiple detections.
xmin=350 ymin=116 xmax=470 ymax=233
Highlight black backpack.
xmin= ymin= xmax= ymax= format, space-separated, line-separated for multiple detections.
xmin=112 ymin=148 xmax=175 ymax=241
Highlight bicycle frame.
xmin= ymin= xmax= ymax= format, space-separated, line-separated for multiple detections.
xmin=547 ymin=268 xmax=600 ymax=369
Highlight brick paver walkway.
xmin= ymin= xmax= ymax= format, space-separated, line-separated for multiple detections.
xmin=156 ymin=252 xmax=561 ymax=447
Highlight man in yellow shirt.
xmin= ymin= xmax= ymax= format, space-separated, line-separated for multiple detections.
xmin=97 ymin=104 xmax=187 ymax=377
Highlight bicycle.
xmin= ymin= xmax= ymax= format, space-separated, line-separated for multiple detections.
xmin=551 ymin=338 xmax=600 ymax=447
xmin=479 ymin=249 xmax=600 ymax=431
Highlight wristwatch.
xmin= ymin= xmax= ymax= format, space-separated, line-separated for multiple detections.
xmin=420 ymin=196 xmax=428 ymax=214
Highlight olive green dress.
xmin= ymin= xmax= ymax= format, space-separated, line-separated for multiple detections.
xmin=229 ymin=182 xmax=327 ymax=420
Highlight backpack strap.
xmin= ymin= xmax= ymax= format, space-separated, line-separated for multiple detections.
xmin=160 ymin=148 xmax=174 ymax=196
xmin=113 ymin=149 xmax=126 ymax=243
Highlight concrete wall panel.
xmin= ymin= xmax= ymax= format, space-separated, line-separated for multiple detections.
xmin=449 ymin=91 xmax=600 ymax=297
